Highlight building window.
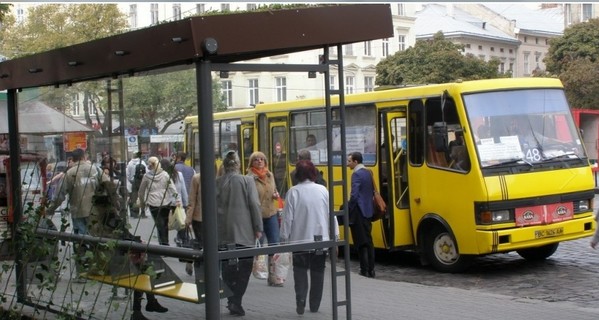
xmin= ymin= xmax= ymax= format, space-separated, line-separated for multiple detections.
xmin=16 ymin=6 xmax=24 ymax=24
xmin=129 ymin=4 xmax=137 ymax=28
xmin=397 ymin=3 xmax=406 ymax=16
xmin=509 ymin=49 xmax=513 ymax=54
xmin=500 ymin=48 xmax=504 ymax=53
xmin=523 ymin=52 xmax=530 ymax=74
xmin=173 ymin=4 xmax=181 ymax=20
xmin=150 ymin=3 xmax=159 ymax=25
xmin=500 ymin=63 xmax=505 ymax=73
xmin=382 ymin=38 xmax=389 ymax=57
xmin=197 ymin=4 xmax=205 ymax=14
xmin=509 ymin=62 xmax=514 ymax=72
xmin=247 ymin=3 xmax=257 ymax=11
xmin=583 ymin=3 xmax=593 ymax=21
xmin=222 ymin=80 xmax=232 ymax=107
xmin=249 ymin=79 xmax=259 ymax=106
xmin=524 ymin=36 xmax=528 ymax=43
xmin=364 ymin=76 xmax=374 ymax=92
xmin=329 ymin=76 xmax=336 ymax=90
xmin=344 ymin=44 xmax=353 ymax=56
xmin=364 ymin=41 xmax=372 ymax=56
xmin=465 ymin=43 xmax=471 ymax=49
xmin=275 ymin=77 xmax=287 ymax=102
xmin=398 ymin=35 xmax=406 ymax=51
xmin=478 ymin=45 xmax=483 ymax=50
xmin=345 ymin=76 xmax=355 ymax=94
xmin=72 ymin=94 xmax=80 ymax=116
xmin=490 ymin=47 xmax=495 ymax=52
xmin=221 ymin=3 xmax=230 ymax=12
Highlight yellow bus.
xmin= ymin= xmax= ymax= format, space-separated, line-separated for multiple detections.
xmin=185 ymin=77 xmax=595 ymax=272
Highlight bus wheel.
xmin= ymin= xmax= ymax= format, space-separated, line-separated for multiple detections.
xmin=516 ymin=243 xmax=559 ymax=261
xmin=424 ymin=226 xmax=472 ymax=273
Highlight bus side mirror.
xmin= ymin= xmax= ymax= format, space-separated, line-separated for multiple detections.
xmin=433 ymin=122 xmax=448 ymax=152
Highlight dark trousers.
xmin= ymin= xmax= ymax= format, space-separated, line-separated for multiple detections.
xmin=129 ymin=183 xmax=141 ymax=216
xmin=292 ymin=251 xmax=326 ymax=311
xmin=149 ymin=206 xmax=171 ymax=245
xmin=191 ymin=220 xmax=203 ymax=248
xmin=349 ymin=207 xmax=375 ymax=274
xmin=132 ymin=291 xmax=158 ymax=311
xmin=222 ymin=254 xmax=253 ymax=306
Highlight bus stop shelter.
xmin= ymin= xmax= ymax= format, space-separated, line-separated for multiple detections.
xmin=0 ymin=5 xmax=393 ymax=319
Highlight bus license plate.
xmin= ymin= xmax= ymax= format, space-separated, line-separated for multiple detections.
xmin=535 ymin=227 xmax=563 ymax=239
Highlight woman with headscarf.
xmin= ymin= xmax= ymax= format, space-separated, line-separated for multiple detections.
xmin=138 ymin=156 xmax=179 ymax=246
xmin=246 ymin=151 xmax=282 ymax=286
xmin=217 ymin=151 xmax=263 ymax=316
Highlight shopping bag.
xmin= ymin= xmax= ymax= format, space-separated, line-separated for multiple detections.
xmin=269 ymin=252 xmax=291 ymax=286
xmin=168 ymin=206 xmax=186 ymax=231
xmin=252 ymin=240 xmax=268 ymax=280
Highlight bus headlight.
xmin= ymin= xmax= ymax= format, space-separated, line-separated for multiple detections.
xmin=575 ymin=200 xmax=590 ymax=213
xmin=478 ymin=210 xmax=511 ymax=224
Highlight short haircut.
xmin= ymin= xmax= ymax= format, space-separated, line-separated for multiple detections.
xmin=297 ymin=149 xmax=312 ymax=161
xmin=295 ymin=160 xmax=317 ymax=182
xmin=349 ymin=151 xmax=363 ymax=164
xmin=72 ymin=148 xmax=85 ymax=162
xmin=177 ymin=151 xmax=188 ymax=161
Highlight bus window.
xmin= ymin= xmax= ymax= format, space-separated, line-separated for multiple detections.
xmin=213 ymin=121 xmax=220 ymax=160
xmin=345 ymin=105 xmax=377 ymax=165
xmin=290 ymin=110 xmax=326 ymax=164
xmin=408 ymin=99 xmax=425 ymax=166
xmin=242 ymin=128 xmax=253 ymax=173
xmin=219 ymin=119 xmax=241 ymax=158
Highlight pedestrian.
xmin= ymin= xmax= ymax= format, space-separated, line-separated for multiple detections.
xmin=280 ymin=160 xmax=339 ymax=314
xmin=138 ymin=156 xmax=180 ymax=246
xmin=160 ymin=159 xmax=189 ymax=248
xmin=126 ymin=152 xmax=147 ymax=218
xmin=185 ymin=172 xmax=203 ymax=276
xmin=347 ymin=151 xmax=376 ymax=278
xmin=246 ymin=151 xmax=282 ymax=286
xmin=49 ymin=148 xmax=104 ymax=282
xmin=174 ymin=151 xmax=195 ymax=194
xmin=216 ymin=151 xmax=263 ymax=316
xmin=290 ymin=149 xmax=326 ymax=187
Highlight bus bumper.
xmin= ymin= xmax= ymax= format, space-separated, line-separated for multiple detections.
xmin=474 ymin=215 xmax=596 ymax=254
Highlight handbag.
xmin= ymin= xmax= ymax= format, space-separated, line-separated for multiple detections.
xmin=168 ymin=206 xmax=186 ymax=231
xmin=368 ymin=169 xmax=387 ymax=222
xmin=176 ymin=226 xmax=197 ymax=249
xmin=252 ymin=240 xmax=268 ymax=280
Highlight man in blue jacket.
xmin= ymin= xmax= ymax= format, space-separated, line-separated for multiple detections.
xmin=347 ymin=151 xmax=376 ymax=278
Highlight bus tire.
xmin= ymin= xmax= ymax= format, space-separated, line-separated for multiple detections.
xmin=516 ymin=243 xmax=559 ymax=261
xmin=423 ymin=226 xmax=472 ymax=273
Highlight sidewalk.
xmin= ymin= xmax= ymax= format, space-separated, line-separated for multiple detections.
xmin=8 ymin=212 xmax=599 ymax=319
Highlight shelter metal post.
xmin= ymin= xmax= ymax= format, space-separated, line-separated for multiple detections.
xmin=196 ymin=60 xmax=220 ymax=319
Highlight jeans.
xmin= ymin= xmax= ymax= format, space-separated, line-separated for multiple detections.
xmin=149 ymin=206 xmax=171 ymax=245
xmin=261 ymin=214 xmax=280 ymax=245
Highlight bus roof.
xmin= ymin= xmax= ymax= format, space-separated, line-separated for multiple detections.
xmin=252 ymin=77 xmax=564 ymax=113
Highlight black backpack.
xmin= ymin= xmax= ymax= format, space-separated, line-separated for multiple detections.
xmin=134 ymin=163 xmax=146 ymax=182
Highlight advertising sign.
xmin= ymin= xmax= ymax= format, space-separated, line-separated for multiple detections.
xmin=63 ymin=132 xmax=87 ymax=151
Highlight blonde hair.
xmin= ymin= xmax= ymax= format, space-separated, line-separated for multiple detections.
xmin=248 ymin=151 xmax=268 ymax=169
xmin=147 ymin=156 xmax=162 ymax=173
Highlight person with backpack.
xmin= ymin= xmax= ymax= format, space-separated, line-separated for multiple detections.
xmin=126 ymin=152 xmax=147 ymax=219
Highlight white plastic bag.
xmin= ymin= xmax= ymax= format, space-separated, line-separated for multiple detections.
xmin=168 ymin=206 xmax=186 ymax=231
xmin=252 ymin=240 xmax=268 ymax=280
xmin=269 ymin=252 xmax=291 ymax=285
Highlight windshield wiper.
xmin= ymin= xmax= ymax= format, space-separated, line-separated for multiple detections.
xmin=484 ymin=158 xmax=532 ymax=168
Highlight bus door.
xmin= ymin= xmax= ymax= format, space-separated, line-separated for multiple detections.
xmin=257 ymin=115 xmax=289 ymax=197
xmin=239 ymin=123 xmax=254 ymax=174
xmin=381 ymin=110 xmax=414 ymax=248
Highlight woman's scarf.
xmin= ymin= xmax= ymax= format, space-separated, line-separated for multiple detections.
xmin=250 ymin=166 xmax=269 ymax=182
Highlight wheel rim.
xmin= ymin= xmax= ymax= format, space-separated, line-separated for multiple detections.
xmin=433 ymin=232 xmax=458 ymax=265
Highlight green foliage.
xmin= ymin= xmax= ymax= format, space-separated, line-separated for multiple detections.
xmin=545 ymin=18 xmax=599 ymax=110
xmin=376 ymin=32 xmax=504 ymax=86
xmin=0 ymin=4 xmax=11 ymax=24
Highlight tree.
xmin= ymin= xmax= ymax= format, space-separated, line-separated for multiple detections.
xmin=545 ymin=18 xmax=599 ymax=109
xmin=0 ymin=4 xmax=11 ymax=24
xmin=376 ymin=32 xmax=503 ymax=86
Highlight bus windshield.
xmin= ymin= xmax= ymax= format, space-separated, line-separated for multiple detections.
xmin=464 ymin=88 xmax=585 ymax=168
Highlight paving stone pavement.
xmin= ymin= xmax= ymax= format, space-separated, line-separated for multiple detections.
xmin=5 ymin=205 xmax=599 ymax=319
